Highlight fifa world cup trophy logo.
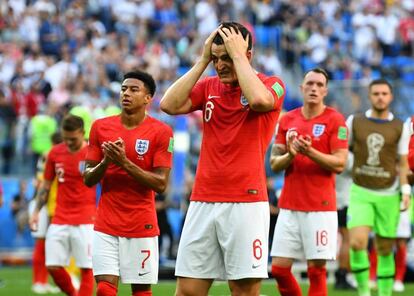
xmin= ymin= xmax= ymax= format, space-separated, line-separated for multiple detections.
xmin=366 ymin=133 xmax=385 ymax=166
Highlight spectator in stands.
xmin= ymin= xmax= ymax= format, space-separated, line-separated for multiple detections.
xmin=161 ymin=22 xmax=285 ymax=296
xmin=10 ymin=179 xmax=29 ymax=234
xmin=0 ymin=89 xmax=17 ymax=174
xmin=269 ymin=68 xmax=348 ymax=296
xmin=347 ymin=78 xmax=410 ymax=296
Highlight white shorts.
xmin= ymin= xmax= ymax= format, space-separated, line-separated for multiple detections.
xmin=45 ymin=224 xmax=93 ymax=268
xmin=271 ymin=209 xmax=337 ymax=260
xmin=396 ymin=210 xmax=412 ymax=238
xmin=175 ymin=201 xmax=269 ymax=280
xmin=92 ymin=231 xmax=158 ymax=284
xmin=28 ymin=200 xmax=49 ymax=238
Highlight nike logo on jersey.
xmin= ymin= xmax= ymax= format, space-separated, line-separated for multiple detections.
xmin=139 ymin=272 xmax=150 ymax=276
xmin=252 ymin=264 xmax=261 ymax=269
xmin=208 ymin=94 xmax=220 ymax=100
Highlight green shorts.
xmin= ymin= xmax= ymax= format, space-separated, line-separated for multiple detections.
xmin=347 ymin=183 xmax=400 ymax=238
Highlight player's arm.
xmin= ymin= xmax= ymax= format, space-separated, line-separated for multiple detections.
xmin=102 ymin=139 xmax=171 ymax=192
xmin=269 ymin=143 xmax=296 ymax=172
xmin=160 ymin=30 xmax=217 ymax=115
xmin=29 ymin=179 xmax=52 ymax=231
xmin=83 ymin=158 xmax=110 ymax=187
xmin=399 ymin=118 xmax=411 ymax=210
xmin=399 ymin=154 xmax=411 ymax=210
xmin=121 ymin=165 xmax=170 ymax=193
xmin=218 ymin=27 xmax=275 ymax=112
xmin=304 ymin=146 xmax=348 ymax=174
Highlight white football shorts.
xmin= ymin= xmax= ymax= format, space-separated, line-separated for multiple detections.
xmin=45 ymin=224 xmax=93 ymax=268
xmin=271 ymin=209 xmax=338 ymax=260
xmin=92 ymin=231 xmax=158 ymax=284
xmin=175 ymin=201 xmax=269 ymax=280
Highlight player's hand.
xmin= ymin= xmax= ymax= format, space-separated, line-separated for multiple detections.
xmin=29 ymin=211 xmax=39 ymax=232
xmin=217 ymin=26 xmax=249 ymax=60
xmin=295 ymin=135 xmax=312 ymax=155
xmin=102 ymin=138 xmax=127 ymax=167
xmin=201 ymin=29 xmax=218 ymax=64
xmin=286 ymin=131 xmax=299 ymax=157
xmin=401 ymin=193 xmax=410 ymax=211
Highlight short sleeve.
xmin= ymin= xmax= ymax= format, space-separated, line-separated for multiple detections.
xmin=274 ymin=116 xmax=287 ymax=146
xmin=44 ymin=149 xmax=56 ymax=182
xmin=86 ymin=120 xmax=103 ymax=162
xmin=153 ymin=125 xmax=174 ymax=168
xmin=189 ymin=78 xmax=208 ymax=111
xmin=329 ymin=113 xmax=349 ymax=151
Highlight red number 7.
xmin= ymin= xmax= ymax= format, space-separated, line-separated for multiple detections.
xmin=141 ymin=250 xmax=151 ymax=268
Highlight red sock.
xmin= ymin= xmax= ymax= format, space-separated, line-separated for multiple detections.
xmin=307 ymin=266 xmax=327 ymax=296
xmin=96 ymin=281 xmax=117 ymax=296
xmin=78 ymin=269 xmax=94 ymax=296
xmin=32 ymin=239 xmax=48 ymax=284
xmin=395 ymin=244 xmax=407 ymax=282
xmin=132 ymin=291 xmax=152 ymax=296
xmin=369 ymin=246 xmax=377 ymax=280
xmin=48 ymin=267 xmax=76 ymax=296
xmin=271 ymin=265 xmax=302 ymax=296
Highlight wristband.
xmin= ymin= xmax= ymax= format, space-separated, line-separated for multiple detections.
xmin=401 ymin=184 xmax=411 ymax=195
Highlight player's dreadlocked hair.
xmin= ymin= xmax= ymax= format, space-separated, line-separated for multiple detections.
xmin=123 ymin=70 xmax=156 ymax=97
xmin=213 ymin=22 xmax=253 ymax=51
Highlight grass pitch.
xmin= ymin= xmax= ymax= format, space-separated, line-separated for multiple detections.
xmin=1 ymin=266 xmax=414 ymax=295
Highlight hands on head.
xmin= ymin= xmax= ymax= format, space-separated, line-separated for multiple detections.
xmin=201 ymin=24 xmax=250 ymax=63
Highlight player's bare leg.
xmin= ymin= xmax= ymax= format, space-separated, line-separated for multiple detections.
xmin=228 ymin=278 xmax=261 ymax=296
xmin=175 ymin=277 xmax=213 ymax=296
xmin=95 ymin=274 xmax=119 ymax=296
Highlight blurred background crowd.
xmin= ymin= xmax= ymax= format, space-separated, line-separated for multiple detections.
xmin=2 ymin=0 xmax=414 ymax=267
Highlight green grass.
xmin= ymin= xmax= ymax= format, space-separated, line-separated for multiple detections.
xmin=1 ymin=266 xmax=414 ymax=295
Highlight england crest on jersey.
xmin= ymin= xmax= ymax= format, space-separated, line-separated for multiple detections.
xmin=135 ymin=139 xmax=149 ymax=155
xmin=312 ymin=124 xmax=325 ymax=137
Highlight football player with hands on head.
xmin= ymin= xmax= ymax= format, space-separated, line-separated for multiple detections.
xmin=84 ymin=70 xmax=174 ymax=296
xmin=161 ymin=22 xmax=285 ymax=296
xmin=269 ymin=68 xmax=348 ymax=296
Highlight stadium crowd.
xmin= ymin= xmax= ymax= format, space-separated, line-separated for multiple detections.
xmin=2 ymin=0 xmax=414 ymax=175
